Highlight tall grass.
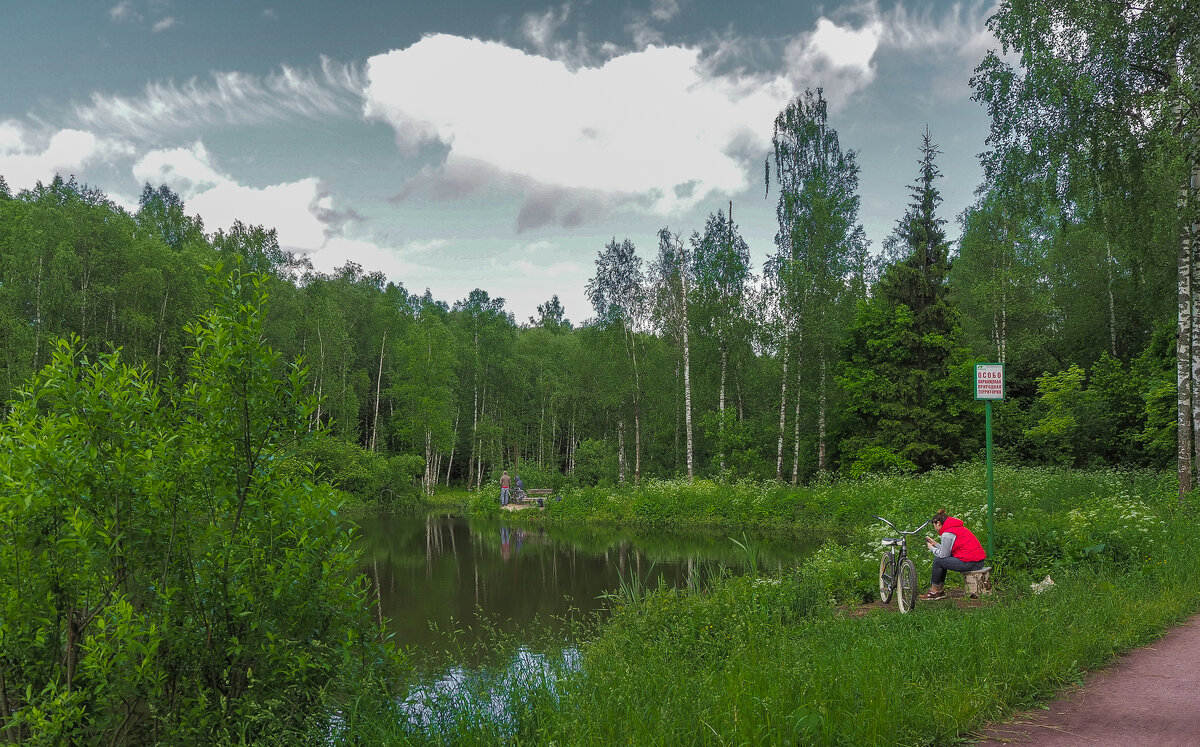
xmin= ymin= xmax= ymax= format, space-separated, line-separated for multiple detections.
xmin=369 ymin=466 xmax=1200 ymax=745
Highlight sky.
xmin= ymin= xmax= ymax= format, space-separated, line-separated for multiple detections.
xmin=1 ymin=0 xmax=1002 ymax=325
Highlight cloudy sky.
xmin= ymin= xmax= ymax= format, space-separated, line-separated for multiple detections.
xmin=1 ymin=0 xmax=1000 ymax=324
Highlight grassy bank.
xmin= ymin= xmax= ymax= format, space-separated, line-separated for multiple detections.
xmin=356 ymin=466 xmax=1197 ymax=745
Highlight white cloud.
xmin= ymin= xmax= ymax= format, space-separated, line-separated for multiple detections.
xmin=523 ymin=5 xmax=571 ymax=53
xmin=650 ymin=0 xmax=682 ymax=22
xmin=0 ymin=121 xmax=130 ymax=191
xmin=152 ymin=17 xmax=178 ymax=33
xmin=363 ymin=35 xmax=793 ymax=220
xmin=132 ymin=141 xmax=330 ymax=251
xmin=71 ymin=57 xmax=364 ymax=141
xmin=784 ymin=17 xmax=884 ymax=110
xmin=109 ymin=1 xmax=137 ymax=21
xmin=306 ymin=236 xmax=421 ymax=281
xmin=881 ymin=0 xmax=996 ymax=57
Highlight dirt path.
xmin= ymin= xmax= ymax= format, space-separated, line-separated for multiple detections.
xmin=972 ymin=613 xmax=1200 ymax=746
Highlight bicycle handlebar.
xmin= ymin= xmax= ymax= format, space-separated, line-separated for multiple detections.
xmin=873 ymin=515 xmax=931 ymax=535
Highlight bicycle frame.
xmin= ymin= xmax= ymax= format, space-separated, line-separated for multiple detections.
xmin=875 ymin=515 xmax=930 ymax=613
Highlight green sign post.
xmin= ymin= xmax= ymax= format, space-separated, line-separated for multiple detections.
xmin=974 ymin=363 xmax=1004 ymax=558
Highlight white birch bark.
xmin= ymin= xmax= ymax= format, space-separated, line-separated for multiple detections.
xmin=818 ymin=354 xmax=827 ymax=473
xmin=1178 ymin=173 xmax=1194 ymax=498
xmin=370 ymin=332 xmax=386 ymax=452
xmin=776 ymin=334 xmax=789 ymax=481
xmin=719 ymin=346 xmax=727 ymax=474
xmin=682 ymin=273 xmax=695 ymax=481
xmin=617 ymin=419 xmax=626 ymax=487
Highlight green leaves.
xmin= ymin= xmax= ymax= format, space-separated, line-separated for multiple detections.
xmin=0 ymin=266 xmax=399 ymax=743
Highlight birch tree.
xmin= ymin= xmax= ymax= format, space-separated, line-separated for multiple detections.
xmin=972 ymin=0 xmax=1199 ymax=496
xmin=651 ymin=228 xmax=695 ymax=479
xmin=766 ymin=89 xmax=865 ymax=474
xmin=586 ymin=238 xmax=647 ymax=485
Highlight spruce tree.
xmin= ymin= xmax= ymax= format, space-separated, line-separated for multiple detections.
xmin=838 ymin=127 xmax=968 ymax=473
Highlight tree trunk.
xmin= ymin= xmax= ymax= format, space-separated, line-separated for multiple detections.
xmin=445 ymin=410 xmax=459 ymax=487
xmin=370 ymin=332 xmax=386 ymax=452
xmin=618 ymin=419 xmax=626 ymax=487
xmin=791 ymin=360 xmax=803 ymax=485
xmin=1178 ymin=172 xmax=1194 ymax=499
xmin=681 ymin=271 xmax=695 ymax=481
xmin=818 ymin=353 xmax=828 ymax=473
xmin=155 ymin=284 xmax=170 ymax=380
xmin=719 ymin=345 xmax=727 ymax=474
xmin=1107 ymin=241 xmax=1118 ymax=358
xmin=776 ymin=335 xmax=789 ymax=481
xmin=467 ymin=371 xmax=479 ymax=490
xmin=33 ymin=253 xmax=43 ymax=369
xmin=625 ymin=322 xmax=643 ymax=486
xmin=1188 ymin=159 xmax=1200 ymax=500
xmin=424 ymin=430 xmax=434 ymax=495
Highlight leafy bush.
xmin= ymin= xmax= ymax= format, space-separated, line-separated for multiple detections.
xmin=573 ymin=439 xmax=617 ymax=487
xmin=301 ymin=434 xmax=424 ymax=510
xmin=0 ymin=270 xmax=400 ymax=743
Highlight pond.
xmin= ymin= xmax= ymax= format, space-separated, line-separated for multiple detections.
xmin=354 ymin=512 xmax=821 ymax=670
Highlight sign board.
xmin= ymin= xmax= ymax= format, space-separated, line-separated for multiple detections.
xmin=975 ymin=363 xmax=1005 ymax=400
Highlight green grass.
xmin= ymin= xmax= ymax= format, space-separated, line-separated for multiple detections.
xmin=345 ymin=466 xmax=1198 ymax=745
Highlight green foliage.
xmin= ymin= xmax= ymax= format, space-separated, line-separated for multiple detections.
xmin=844 ymin=444 xmax=919 ymax=479
xmin=0 ymin=269 xmax=399 ymax=742
xmin=572 ymin=438 xmax=617 ymax=488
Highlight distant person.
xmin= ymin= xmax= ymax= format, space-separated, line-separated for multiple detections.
xmin=513 ymin=474 xmax=525 ymax=499
xmin=500 ymin=470 xmax=511 ymax=506
xmin=920 ymin=509 xmax=987 ymax=600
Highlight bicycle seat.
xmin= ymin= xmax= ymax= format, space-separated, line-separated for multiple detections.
xmin=880 ymin=538 xmax=903 ymax=546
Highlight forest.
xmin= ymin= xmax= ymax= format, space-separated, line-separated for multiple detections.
xmin=0 ymin=0 xmax=1197 ymax=742
xmin=0 ymin=2 xmax=1196 ymax=504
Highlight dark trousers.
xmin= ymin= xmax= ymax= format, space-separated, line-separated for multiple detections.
xmin=931 ymin=556 xmax=985 ymax=585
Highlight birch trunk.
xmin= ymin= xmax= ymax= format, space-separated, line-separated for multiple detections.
xmin=681 ymin=278 xmax=695 ymax=481
xmin=1188 ymin=161 xmax=1200 ymax=499
xmin=1107 ymin=241 xmax=1118 ymax=358
xmin=467 ymin=371 xmax=479 ymax=490
xmin=370 ymin=332 xmax=386 ymax=452
xmin=32 ymin=254 xmax=43 ymax=369
xmin=719 ymin=346 xmax=727 ymax=474
xmin=445 ymin=410 xmax=459 ymax=487
xmin=818 ymin=354 xmax=828 ymax=473
xmin=791 ymin=360 xmax=803 ymax=485
xmin=155 ymin=285 xmax=170 ymax=378
xmin=776 ymin=336 xmax=789 ymax=480
xmin=424 ymin=430 xmax=434 ymax=496
xmin=618 ymin=419 xmax=626 ymax=487
xmin=1178 ymin=172 xmax=1194 ymax=499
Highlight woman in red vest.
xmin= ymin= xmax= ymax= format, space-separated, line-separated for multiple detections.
xmin=919 ymin=509 xmax=987 ymax=600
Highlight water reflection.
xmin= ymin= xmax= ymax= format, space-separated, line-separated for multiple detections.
xmin=355 ymin=512 xmax=818 ymax=669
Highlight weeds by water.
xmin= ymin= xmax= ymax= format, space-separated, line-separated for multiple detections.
xmin=367 ymin=466 xmax=1200 ymax=745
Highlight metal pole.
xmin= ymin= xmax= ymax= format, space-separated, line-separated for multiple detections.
xmin=985 ymin=398 xmax=995 ymax=558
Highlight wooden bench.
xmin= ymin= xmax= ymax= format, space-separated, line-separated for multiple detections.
xmin=503 ymin=488 xmax=555 ymax=510
xmin=964 ymin=566 xmax=993 ymax=598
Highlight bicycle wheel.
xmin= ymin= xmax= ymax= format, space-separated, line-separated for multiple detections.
xmin=878 ymin=553 xmax=896 ymax=604
xmin=896 ymin=558 xmax=917 ymax=614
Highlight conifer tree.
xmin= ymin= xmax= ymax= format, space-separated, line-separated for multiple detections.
xmin=839 ymin=128 xmax=969 ymax=473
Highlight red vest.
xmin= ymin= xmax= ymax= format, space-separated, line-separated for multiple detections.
xmin=941 ymin=517 xmax=986 ymax=562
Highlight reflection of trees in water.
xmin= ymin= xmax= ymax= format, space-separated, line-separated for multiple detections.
xmin=355 ymin=513 xmax=819 ymax=667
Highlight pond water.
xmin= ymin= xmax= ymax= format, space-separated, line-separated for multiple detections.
xmin=354 ymin=512 xmax=820 ymax=669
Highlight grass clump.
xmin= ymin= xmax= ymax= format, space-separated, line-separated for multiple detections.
xmin=397 ymin=465 xmax=1200 ymax=745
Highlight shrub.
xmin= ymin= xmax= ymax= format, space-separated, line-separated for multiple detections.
xmin=0 ymin=270 xmax=400 ymax=743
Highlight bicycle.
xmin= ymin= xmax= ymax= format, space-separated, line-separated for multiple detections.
xmin=874 ymin=515 xmax=930 ymax=614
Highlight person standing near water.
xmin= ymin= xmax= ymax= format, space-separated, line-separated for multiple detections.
xmin=500 ymin=470 xmax=511 ymax=506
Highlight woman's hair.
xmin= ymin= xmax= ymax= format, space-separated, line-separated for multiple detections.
xmin=932 ymin=509 xmax=948 ymax=526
